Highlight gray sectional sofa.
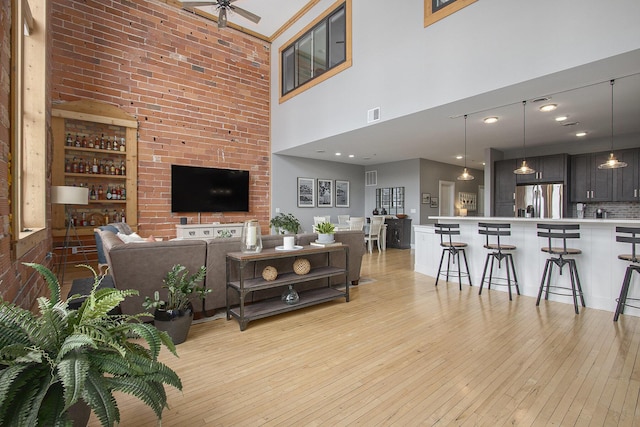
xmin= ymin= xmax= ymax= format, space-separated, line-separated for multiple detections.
xmin=97 ymin=229 xmax=366 ymax=316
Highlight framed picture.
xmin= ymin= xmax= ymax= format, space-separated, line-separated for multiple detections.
xmin=430 ymin=197 xmax=439 ymax=208
xmin=422 ymin=193 xmax=431 ymax=205
xmin=317 ymin=179 xmax=334 ymax=207
xmin=297 ymin=177 xmax=315 ymax=207
xmin=424 ymin=0 xmax=477 ymax=27
xmin=335 ymin=180 xmax=350 ymax=208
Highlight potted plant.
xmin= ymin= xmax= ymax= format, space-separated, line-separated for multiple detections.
xmin=270 ymin=213 xmax=301 ymax=234
xmin=315 ymin=221 xmax=336 ymax=243
xmin=142 ymin=264 xmax=208 ymax=345
xmin=0 ymin=263 xmax=182 ymax=427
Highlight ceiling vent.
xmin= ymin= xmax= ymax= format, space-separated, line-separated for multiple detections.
xmin=367 ymin=107 xmax=381 ymax=123
xmin=365 ymin=170 xmax=377 ymax=186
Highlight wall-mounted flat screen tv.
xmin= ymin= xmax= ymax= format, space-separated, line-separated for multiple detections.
xmin=171 ymin=164 xmax=250 ymax=213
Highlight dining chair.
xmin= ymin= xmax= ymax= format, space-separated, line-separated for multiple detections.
xmin=337 ymin=215 xmax=350 ymax=225
xmin=348 ymin=217 xmax=365 ymax=231
xmin=365 ymin=216 xmax=385 ymax=253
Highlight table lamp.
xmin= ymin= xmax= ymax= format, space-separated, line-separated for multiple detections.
xmin=52 ymin=185 xmax=89 ymax=284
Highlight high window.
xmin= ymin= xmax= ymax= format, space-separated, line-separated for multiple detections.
xmin=280 ymin=0 xmax=351 ymax=102
xmin=11 ymin=0 xmax=48 ymax=258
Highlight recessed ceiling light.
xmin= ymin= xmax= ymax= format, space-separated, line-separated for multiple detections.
xmin=539 ymin=104 xmax=557 ymax=112
xmin=483 ymin=116 xmax=498 ymax=124
xmin=576 ymin=131 xmax=587 ymax=137
xmin=555 ymin=115 xmax=568 ymax=122
xmin=456 ymin=155 xmax=463 ymax=160
xmin=335 ymin=152 xmax=342 ymax=156
xmin=348 ymin=154 xmax=355 ymax=158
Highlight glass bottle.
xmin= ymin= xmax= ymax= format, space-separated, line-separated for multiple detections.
xmin=120 ymin=161 xmax=126 ymax=176
xmin=66 ymin=133 xmax=73 ymax=146
xmin=113 ymin=135 xmax=119 ymax=151
xmin=119 ymin=137 xmax=126 ymax=152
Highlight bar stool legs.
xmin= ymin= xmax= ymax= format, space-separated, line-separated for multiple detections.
xmin=479 ymin=251 xmax=520 ymax=300
xmin=536 ymin=255 xmax=585 ymax=314
xmin=614 ymin=264 xmax=640 ymax=321
xmin=435 ymin=245 xmax=472 ymax=290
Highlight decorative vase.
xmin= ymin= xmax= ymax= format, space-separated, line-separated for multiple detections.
xmin=241 ymin=219 xmax=262 ymax=253
xmin=372 ymin=208 xmax=379 ymax=215
xmin=153 ymin=308 xmax=194 ymax=345
xmin=281 ymin=285 xmax=299 ymax=305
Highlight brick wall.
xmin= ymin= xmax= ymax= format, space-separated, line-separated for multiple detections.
xmin=50 ymin=0 xmax=271 ymax=239
xmin=0 ymin=1 xmax=55 ymax=310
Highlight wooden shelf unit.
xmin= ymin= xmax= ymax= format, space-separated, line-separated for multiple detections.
xmin=226 ymin=245 xmax=350 ymax=331
xmin=52 ymin=100 xmax=138 ymax=237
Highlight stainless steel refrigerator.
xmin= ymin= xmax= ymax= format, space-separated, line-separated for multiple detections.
xmin=515 ymin=183 xmax=564 ymax=218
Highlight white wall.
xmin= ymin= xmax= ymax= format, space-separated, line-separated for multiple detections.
xmin=270 ymin=0 xmax=640 ymax=153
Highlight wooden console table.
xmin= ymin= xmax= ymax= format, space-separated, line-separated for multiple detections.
xmin=226 ymin=245 xmax=349 ymax=331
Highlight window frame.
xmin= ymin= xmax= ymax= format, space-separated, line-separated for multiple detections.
xmin=279 ymin=0 xmax=352 ymax=103
xmin=11 ymin=0 xmax=48 ymax=259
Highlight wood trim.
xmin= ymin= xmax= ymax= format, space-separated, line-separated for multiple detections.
xmin=52 ymin=100 xmax=138 ymax=128
xmin=278 ymin=0 xmax=352 ymax=104
xmin=22 ymin=0 xmax=34 ymax=34
xmin=424 ymin=0 xmax=477 ymax=27
xmin=270 ymin=0 xmax=322 ymax=42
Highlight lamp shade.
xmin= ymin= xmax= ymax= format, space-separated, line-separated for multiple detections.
xmin=52 ymin=186 xmax=89 ymax=205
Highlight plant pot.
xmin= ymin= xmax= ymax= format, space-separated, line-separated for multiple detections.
xmin=153 ymin=308 xmax=193 ymax=345
xmin=317 ymin=233 xmax=335 ymax=243
xmin=66 ymin=400 xmax=91 ymax=426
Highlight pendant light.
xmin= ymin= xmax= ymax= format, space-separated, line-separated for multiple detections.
xmin=514 ymin=100 xmax=536 ymax=175
xmin=598 ymin=79 xmax=627 ymax=169
xmin=457 ymin=115 xmax=474 ymax=181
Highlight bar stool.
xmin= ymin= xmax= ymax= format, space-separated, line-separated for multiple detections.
xmin=478 ymin=223 xmax=519 ymax=300
xmin=434 ymin=223 xmax=472 ymax=290
xmin=613 ymin=227 xmax=640 ymax=321
xmin=536 ymin=223 xmax=585 ymax=314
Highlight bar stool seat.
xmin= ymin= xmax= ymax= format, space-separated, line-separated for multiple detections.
xmin=478 ymin=222 xmax=519 ymax=300
xmin=434 ymin=223 xmax=472 ymax=290
xmin=614 ymin=227 xmax=640 ymax=321
xmin=536 ymin=223 xmax=585 ymax=314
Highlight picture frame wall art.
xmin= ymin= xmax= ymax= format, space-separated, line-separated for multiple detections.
xmin=424 ymin=0 xmax=477 ymax=27
xmin=430 ymin=197 xmax=439 ymax=208
xmin=335 ymin=180 xmax=350 ymax=208
xmin=317 ymin=179 xmax=334 ymax=207
xmin=297 ymin=177 xmax=315 ymax=207
xmin=422 ymin=193 xmax=431 ymax=205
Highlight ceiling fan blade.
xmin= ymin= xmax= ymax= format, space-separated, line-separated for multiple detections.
xmin=229 ymin=5 xmax=261 ymax=24
xmin=181 ymin=1 xmax=218 ymax=9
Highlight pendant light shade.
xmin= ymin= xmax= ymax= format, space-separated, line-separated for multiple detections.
xmin=457 ymin=115 xmax=474 ymax=181
xmin=598 ymin=79 xmax=627 ymax=169
xmin=514 ymin=100 xmax=536 ymax=175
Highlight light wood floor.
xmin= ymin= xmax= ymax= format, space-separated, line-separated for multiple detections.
xmin=83 ymin=249 xmax=640 ymax=426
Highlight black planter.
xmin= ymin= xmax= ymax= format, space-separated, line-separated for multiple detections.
xmin=66 ymin=400 xmax=91 ymax=426
xmin=153 ymin=307 xmax=193 ymax=345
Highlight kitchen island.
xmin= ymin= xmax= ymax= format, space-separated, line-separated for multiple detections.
xmin=415 ymin=217 xmax=640 ymax=316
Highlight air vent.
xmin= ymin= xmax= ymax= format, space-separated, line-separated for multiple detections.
xmin=365 ymin=170 xmax=377 ymax=186
xmin=367 ymin=107 xmax=381 ymax=123
xmin=562 ymin=121 xmax=580 ymax=126
xmin=531 ymin=97 xmax=551 ymax=103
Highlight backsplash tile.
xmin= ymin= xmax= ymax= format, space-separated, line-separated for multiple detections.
xmin=568 ymin=202 xmax=640 ymax=219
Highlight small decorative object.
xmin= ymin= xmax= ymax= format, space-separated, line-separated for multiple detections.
xmin=283 ymin=235 xmax=295 ymax=250
xmin=143 ymin=264 xmax=209 ymax=345
xmin=270 ymin=213 xmax=301 ymax=234
xmin=372 ymin=208 xmax=379 ymax=215
xmin=281 ymin=285 xmax=300 ymax=305
xmin=380 ymin=207 xmax=387 ymax=215
xmin=293 ymin=257 xmax=311 ymax=275
xmin=241 ymin=219 xmax=262 ymax=253
xmin=262 ymin=265 xmax=278 ymax=281
xmin=315 ymin=221 xmax=335 ymax=244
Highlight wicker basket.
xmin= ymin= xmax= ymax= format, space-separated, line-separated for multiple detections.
xmin=293 ymin=258 xmax=311 ymax=275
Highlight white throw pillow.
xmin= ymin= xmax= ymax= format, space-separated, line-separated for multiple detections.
xmin=117 ymin=232 xmax=146 ymax=243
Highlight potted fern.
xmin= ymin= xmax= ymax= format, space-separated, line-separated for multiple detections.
xmin=142 ymin=264 xmax=208 ymax=345
xmin=0 ymin=263 xmax=182 ymax=427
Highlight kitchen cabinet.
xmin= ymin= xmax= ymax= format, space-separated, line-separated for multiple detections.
xmin=52 ymin=100 xmax=138 ymax=237
xmin=569 ymin=152 xmax=613 ymax=202
xmin=515 ymin=154 xmax=568 ymax=184
xmin=385 ymin=218 xmax=412 ymax=249
xmin=613 ymin=148 xmax=640 ymax=201
xmin=494 ymin=159 xmax=517 ymax=217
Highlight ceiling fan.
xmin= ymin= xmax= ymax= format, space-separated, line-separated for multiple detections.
xmin=181 ymin=0 xmax=261 ymax=28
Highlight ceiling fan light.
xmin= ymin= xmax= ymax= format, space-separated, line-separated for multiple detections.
xmin=218 ymin=7 xmax=227 ymax=28
xmin=457 ymin=167 xmax=474 ymax=181
xmin=514 ymin=160 xmax=536 ymax=175
xmin=598 ymin=152 xmax=628 ymax=169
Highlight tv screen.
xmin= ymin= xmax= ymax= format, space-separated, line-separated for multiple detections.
xmin=171 ymin=165 xmax=249 ymax=213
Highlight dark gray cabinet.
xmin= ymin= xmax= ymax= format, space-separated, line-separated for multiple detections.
xmin=614 ymin=148 xmax=640 ymax=201
xmin=515 ymin=154 xmax=568 ymax=184
xmin=570 ymin=152 xmax=613 ymax=202
xmin=494 ymin=159 xmax=517 ymax=217
xmin=385 ymin=218 xmax=412 ymax=249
